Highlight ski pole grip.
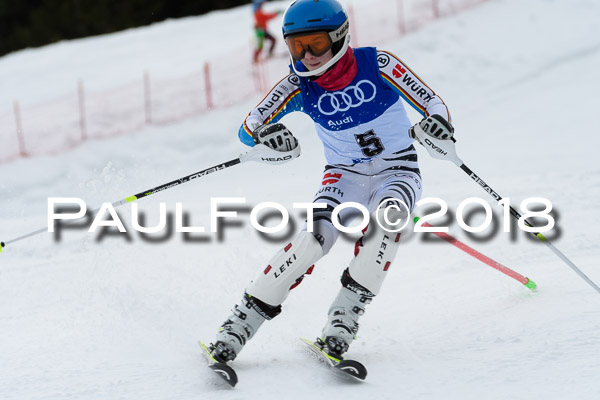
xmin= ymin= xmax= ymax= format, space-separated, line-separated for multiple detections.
xmin=0 ymin=242 xmax=5 ymax=253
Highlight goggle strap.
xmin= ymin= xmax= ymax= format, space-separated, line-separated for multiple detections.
xmin=328 ymin=19 xmax=350 ymax=43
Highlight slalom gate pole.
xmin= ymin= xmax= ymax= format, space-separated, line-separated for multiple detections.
xmin=0 ymin=157 xmax=242 ymax=253
xmin=411 ymin=129 xmax=600 ymax=295
xmin=413 ymin=216 xmax=537 ymax=290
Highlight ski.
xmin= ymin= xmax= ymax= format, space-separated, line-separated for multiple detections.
xmin=300 ymin=337 xmax=367 ymax=381
xmin=198 ymin=341 xmax=238 ymax=387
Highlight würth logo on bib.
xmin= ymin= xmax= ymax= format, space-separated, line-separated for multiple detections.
xmin=322 ymin=173 xmax=342 ymax=185
xmin=392 ymin=64 xmax=406 ymax=78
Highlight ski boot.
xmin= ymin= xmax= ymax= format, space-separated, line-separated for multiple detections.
xmin=319 ymin=268 xmax=375 ymax=358
xmin=212 ymin=292 xmax=281 ymax=361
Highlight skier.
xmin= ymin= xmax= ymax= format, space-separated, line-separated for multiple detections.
xmin=253 ymin=0 xmax=280 ymax=63
xmin=208 ymin=0 xmax=453 ymax=364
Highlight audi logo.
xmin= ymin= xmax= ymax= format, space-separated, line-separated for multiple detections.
xmin=317 ymin=80 xmax=377 ymax=116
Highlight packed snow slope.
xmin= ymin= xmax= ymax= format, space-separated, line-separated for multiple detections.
xmin=1 ymin=0 xmax=599 ymax=399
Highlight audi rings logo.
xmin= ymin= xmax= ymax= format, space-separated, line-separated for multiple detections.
xmin=317 ymin=80 xmax=377 ymax=116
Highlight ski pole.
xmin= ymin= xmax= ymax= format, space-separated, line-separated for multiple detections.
xmin=411 ymin=128 xmax=600 ymax=295
xmin=413 ymin=216 xmax=537 ymax=290
xmin=0 ymin=158 xmax=242 ymax=252
xmin=0 ymin=143 xmax=300 ymax=253
xmin=456 ymin=163 xmax=600 ymax=295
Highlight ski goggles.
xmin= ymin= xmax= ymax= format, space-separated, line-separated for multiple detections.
xmin=286 ymin=31 xmax=333 ymax=60
xmin=285 ymin=19 xmax=349 ymax=60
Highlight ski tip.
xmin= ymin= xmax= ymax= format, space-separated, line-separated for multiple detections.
xmin=337 ymin=359 xmax=368 ymax=381
xmin=199 ymin=340 xmax=238 ymax=387
xmin=210 ymin=363 xmax=238 ymax=387
xmin=301 ymin=337 xmax=368 ymax=381
xmin=524 ymin=278 xmax=538 ymax=291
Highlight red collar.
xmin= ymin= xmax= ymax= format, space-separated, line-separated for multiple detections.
xmin=313 ymin=47 xmax=358 ymax=91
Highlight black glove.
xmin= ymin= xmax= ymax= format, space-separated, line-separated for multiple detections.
xmin=253 ymin=123 xmax=299 ymax=152
xmin=409 ymin=114 xmax=454 ymax=140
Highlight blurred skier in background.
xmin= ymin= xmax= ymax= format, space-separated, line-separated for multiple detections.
xmin=253 ymin=0 xmax=281 ymax=63
xmin=208 ymin=0 xmax=453 ymax=364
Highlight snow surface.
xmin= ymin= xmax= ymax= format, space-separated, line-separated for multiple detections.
xmin=1 ymin=0 xmax=599 ymax=399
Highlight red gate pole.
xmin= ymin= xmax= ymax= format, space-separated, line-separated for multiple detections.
xmin=414 ymin=217 xmax=537 ymax=290
xmin=204 ymin=62 xmax=214 ymax=110
xmin=432 ymin=0 xmax=440 ymax=18
xmin=78 ymin=80 xmax=88 ymax=141
xmin=347 ymin=4 xmax=358 ymax=47
xmin=253 ymin=61 xmax=263 ymax=94
xmin=398 ymin=0 xmax=407 ymax=35
xmin=259 ymin=60 xmax=268 ymax=94
xmin=144 ymin=71 xmax=152 ymax=124
xmin=12 ymin=101 xmax=27 ymax=157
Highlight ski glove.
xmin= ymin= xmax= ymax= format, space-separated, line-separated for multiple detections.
xmin=409 ymin=114 xmax=454 ymax=140
xmin=253 ymin=123 xmax=299 ymax=152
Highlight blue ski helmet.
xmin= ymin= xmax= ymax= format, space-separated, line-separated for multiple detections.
xmin=282 ymin=0 xmax=350 ymax=77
